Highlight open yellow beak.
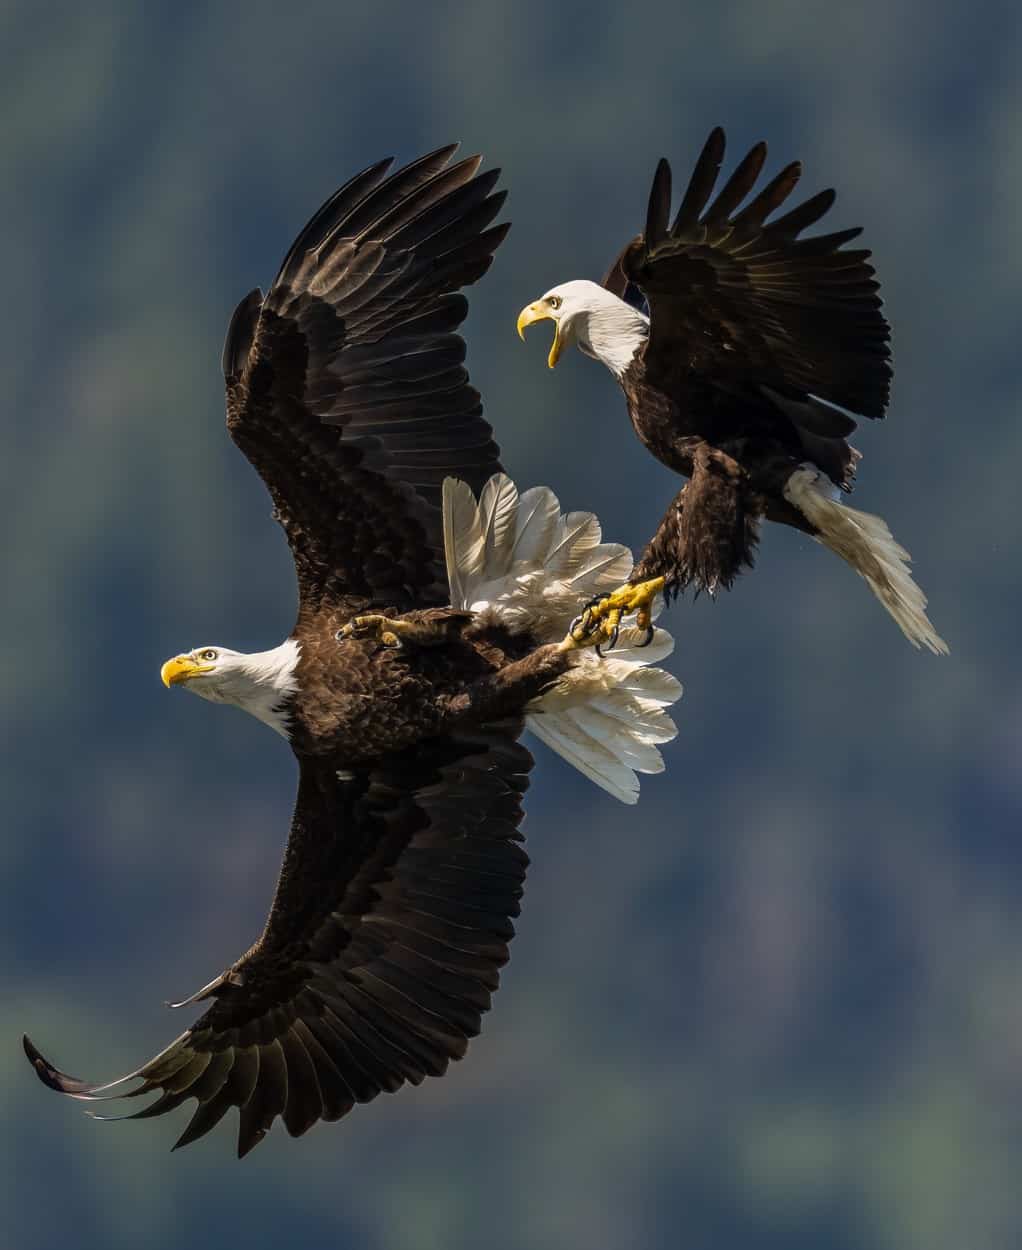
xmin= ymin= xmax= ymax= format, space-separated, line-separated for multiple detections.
xmin=517 ymin=302 xmax=563 ymax=369
xmin=160 ymin=655 xmax=213 ymax=688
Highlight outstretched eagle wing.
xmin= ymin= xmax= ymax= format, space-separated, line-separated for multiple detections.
xmin=603 ymin=128 xmax=891 ymax=428
xmin=223 ymin=146 xmax=508 ymax=621
xmin=24 ymin=723 xmax=531 ymax=1155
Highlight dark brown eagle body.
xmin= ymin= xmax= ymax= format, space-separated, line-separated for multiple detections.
xmin=621 ymin=360 xmax=821 ymax=594
xmin=284 ymin=610 xmax=564 ymax=762
xmin=603 ymin=127 xmax=891 ymax=597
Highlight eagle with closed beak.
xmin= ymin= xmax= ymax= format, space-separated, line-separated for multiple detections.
xmin=23 ymin=146 xmax=679 ymax=1155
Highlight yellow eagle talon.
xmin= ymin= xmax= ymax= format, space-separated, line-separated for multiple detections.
xmin=579 ymin=576 xmax=665 ymax=638
xmin=559 ymin=577 xmax=665 ymax=654
xmin=557 ymin=575 xmax=659 ymax=655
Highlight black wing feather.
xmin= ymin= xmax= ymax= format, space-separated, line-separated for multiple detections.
xmin=703 ymin=141 xmax=766 ymax=225
xmin=23 ymin=723 xmax=532 ymax=1155
xmin=645 ymin=159 xmax=672 ymax=249
xmin=224 ymin=147 xmax=509 ymax=621
xmin=730 ymin=160 xmax=802 ymax=230
xmin=670 ymin=126 xmax=726 ymax=234
xmin=616 ymin=129 xmax=892 ymax=425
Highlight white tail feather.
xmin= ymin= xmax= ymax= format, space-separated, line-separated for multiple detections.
xmin=442 ymin=479 xmax=483 ymax=608
xmin=477 ymin=475 xmax=519 ymax=579
xmin=443 ymin=474 xmax=682 ymax=803
xmin=784 ymin=466 xmax=949 ymax=655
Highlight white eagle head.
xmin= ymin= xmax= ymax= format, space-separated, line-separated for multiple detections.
xmin=160 ymin=641 xmax=300 ymax=736
xmin=517 ymin=279 xmax=647 ymax=378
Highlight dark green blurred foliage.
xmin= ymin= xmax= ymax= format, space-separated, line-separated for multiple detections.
xmin=3 ymin=3 xmax=1021 ymax=1248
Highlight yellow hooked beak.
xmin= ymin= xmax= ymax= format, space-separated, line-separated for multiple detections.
xmin=517 ymin=301 xmax=563 ymax=369
xmin=160 ymin=655 xmax=213 ymax=688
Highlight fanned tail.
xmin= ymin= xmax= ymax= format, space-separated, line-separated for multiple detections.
xmin=443 ymin=475 xmax=682 ymax=803
xmin=784 ymin=466 xmax=949 ymax=655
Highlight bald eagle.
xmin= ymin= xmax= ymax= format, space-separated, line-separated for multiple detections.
xmin=23 ymin=147 xmax=679 ymax=1155
xmin=518 ymin=128 xmax=947 ymax=654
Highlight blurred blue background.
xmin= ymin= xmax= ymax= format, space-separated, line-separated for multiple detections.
xmin=4 ymin=3 xmax=1021 ymax=1248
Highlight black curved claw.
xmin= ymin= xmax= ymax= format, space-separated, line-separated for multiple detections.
xmin=569 ymin=612 xmax=587 ymax=639
xmin=636 ymin=624 xmax=656 ymax=648
xmin=595 ymin=620 xmax=621 ymax=658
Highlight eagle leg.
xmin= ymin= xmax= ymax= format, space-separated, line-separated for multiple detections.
xmin=337 ymin=613 xmax=469 ymax=650
xmin=336 ymin=615 xmax=405 ymax=648
xmin=564 ymin=576 xmax=666 ymax=654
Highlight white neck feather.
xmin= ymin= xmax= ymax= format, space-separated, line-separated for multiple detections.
xmin=573 ymin=290 xmax=648 ymax=379
xmin=210 ymin=640 xmax=301 ymax=738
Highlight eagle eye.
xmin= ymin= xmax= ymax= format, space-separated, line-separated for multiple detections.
xmin=198 ymin=649 xmax=218 ymax=663
xmin=546 ymin=295 xmax=562 ymax=310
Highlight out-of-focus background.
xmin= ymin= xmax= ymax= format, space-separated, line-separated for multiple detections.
xmin=3 ymin=3 xmax=1020 ymax=1248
